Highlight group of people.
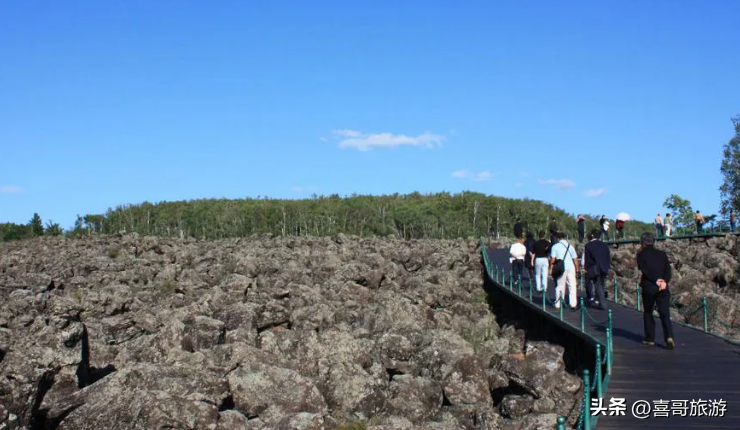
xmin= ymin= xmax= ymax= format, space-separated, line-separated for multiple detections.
xmin=509 ymin=228 xmax=611 ymax=311
xmin=654 ymin=213 xmax=674 ymax=237
xmin=508 ymin=225 xmax=676 ymax=349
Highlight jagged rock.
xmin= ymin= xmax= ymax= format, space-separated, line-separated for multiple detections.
xmin=387 ymin=375 xmax=442 ymax=423
xmin=499 ymin=394 xmax=534 ymax=419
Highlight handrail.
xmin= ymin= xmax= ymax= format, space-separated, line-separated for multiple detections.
xmin=604 ymin=230 xmax=740 ymax=245
xmin=479 ymin=238 xmax=610 ymax=429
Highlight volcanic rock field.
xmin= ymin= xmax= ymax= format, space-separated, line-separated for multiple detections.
xmin=0 ymin=234 xmax=583 ymax=430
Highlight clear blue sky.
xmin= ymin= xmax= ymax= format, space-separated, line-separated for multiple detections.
xmin=2 ymin=0 xmax=739 ymax=229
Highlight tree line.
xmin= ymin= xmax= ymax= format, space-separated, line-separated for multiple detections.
xmin=1 ymin=192 xmax=657 ymax=242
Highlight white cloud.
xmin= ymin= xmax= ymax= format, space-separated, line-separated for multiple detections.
xmin=331 ymin=129 xmax=444 ymax=151
xmin=514 ymin=182 xmax=524 ymax=188
xmin=584 ymin=188 xmax=608 ymax=198
xmin=474 ymin=171 xmax=492 ymax=181
xmin=451 ymin=169 xmax=492 ymax=181
xmin=518 ymin=171 xmax=530 ymax=178
xmin=0 ymin=185 xmax=23 ymax=194
xmin=538 ymin=179 xmax=575 ymax=190
xmin=319 ymin=137 xmax=328 ymax=142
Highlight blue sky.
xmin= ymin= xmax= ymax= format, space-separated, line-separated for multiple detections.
xmin=1 ymin=0 xmax=739 ymax=229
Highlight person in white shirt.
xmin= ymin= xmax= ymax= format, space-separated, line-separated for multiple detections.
xmin=509 ymin=236 xmax=527 ymax=284
xmin=549 ymin=232 xmax=580 ymax=309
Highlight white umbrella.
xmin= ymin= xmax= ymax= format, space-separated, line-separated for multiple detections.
xmin=616 ymin=212 xmax=631 ymax=221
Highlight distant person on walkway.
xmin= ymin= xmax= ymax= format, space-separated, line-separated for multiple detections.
xmin=599 ymin=215 xmax=610 ymax=241
xmin=514 ymin=218 xmax=523 ymax=239
xmin=532 ymin=231 xmax=551 ymax=293
xmin=615 ymin=219 xmax=625 ymax=239
xmin=664 ymin=213 xmax=673 ymax=237
xmin=550 ymin=232 xmax=579 ymax=310
xmin=509 ymin=236 xmax=526 ymax=284
xmin=580 ymin=249 xmax=593 ymax=302
xmin=584 ymin=229 xmax=610 ymax=310
xmin=576 ymin=215 xmax=586 ymax=243
xmin=655 ymin=213 xmax=664 ymax=237
xmin=549 ymin=217 xmax=559 ymax=244
xmin=730 ymin=210 xmax=736 ymax=233
xmin=636 ymin=232 xmax=675 ymax=349
xmin=695 ymin=210 xmax=705 ymax=234
xmin=524 ymin=231 xmax=536 ymax=280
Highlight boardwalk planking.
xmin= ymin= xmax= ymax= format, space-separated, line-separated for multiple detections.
xmin=485 ymin=248 xmax=740 ymax=429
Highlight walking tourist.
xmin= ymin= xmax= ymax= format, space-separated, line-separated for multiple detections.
xmin=524 ymin=231 xmax=536 ymax=280
xmin=655 ymin=213 xmax=664 ymax=237
xmin=636 ymin=232 xmax=675 ymax=349
xmin=514 ymin=218 xmax=523 ymax=239
xmin=730 ymin=210 xmax=736 ymax=233
xmin=549 ymin=232 xmax=579 ymax=310
xmin=695 ymin=210 xmax=705 ymax=234
xmin=509 ymin=236 xmax=526 ymax=284
xmin=549 ymin=217 xmax=559 ymax=244
xmin=615 ymin=219 xmax=625 ymax=239
xmin=532 ymin=231 xmax=551 ymax=293
xmin=584 ymin=229 xmax=610 ymax=310
xmin=664 ymin=213 xmax=673 ymax=237
xmin=576 ymin=215 xmax=586 ymax=243
xmin=599 ymin=215 xmax=610 ymax=241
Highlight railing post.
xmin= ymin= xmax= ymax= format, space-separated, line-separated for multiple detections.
xmin=583 ymin=369 xmax=591 ymax=430
xmin=580 ymin=297 xmax=585 ymax=332
xmin=560 ymin=299 xmax=563 ymax=320
xmin=494 ymin=265 xmax=498 ymax=283
xmin=556 ymin=416 xmax=567 ymax=430
xmin=606 ymin=327 xmax=612 ymax=375
xmin=636 ymin=284 xmax=641 ymax=311
xmin=614 ymin=278 xmax=619 ymax=303
xmin=595 ymin=344 xmax=602 ymax=398
xmin=542 ymin=287 xmax=546 ymax=311
xmin=529 ymin=277 xmax=533 ymax=302
xmin=580 ymin=269 xmax=585 ymax=292
xmin=702 ymin=297 xmax=708 ymax=332
xmin=607 ymin=310 xmax=613 ymax=375
xmin=518 ymin=274 xmax=522 ymax=295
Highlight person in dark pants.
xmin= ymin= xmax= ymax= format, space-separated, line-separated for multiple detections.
xmin=615 ymin=219 xmax=625 ymax=239
xmin=636 ymin=232 xmax=675 ymax=349
xmin=730 ymin=210 xmax=736 ymax=233
xmin=514 ymin=218 xmax=523 ymax=239
xmin=523 ymin=231 xmax=536 ymax=281
xmin=584 ymin=229 xmax=610 ymax=310
xmin=509 ymin=236 xmax=526 ymax=283
xmin=532 ymin=231 xmax=551 ymax=293
xmin=695 ymin=210 xmax=705 ymax=234
xmin=549 ymin=217 xmax=558 ymax=244
xmin=576 ymin=215 xmax=586 ymax=243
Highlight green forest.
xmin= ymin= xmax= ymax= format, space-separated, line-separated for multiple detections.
xmin=0 ymin=192 xmax=658 ymax=242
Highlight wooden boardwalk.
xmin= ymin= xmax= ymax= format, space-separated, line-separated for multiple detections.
xmin=485 ymin=247 xmax=740 ymax=429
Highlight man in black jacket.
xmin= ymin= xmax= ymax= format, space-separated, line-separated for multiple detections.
xmin=514 ymin=218 xmax=523 ymax=239
xmin=636 ymin=232 xmax=675 ymax=349
xmin=549 ymin=218 xmax=558 ymax=244
xmin=576 ymin=215 xmax=586 ymax=243
xmin=584 ymin=229 xmax=610 ymax=310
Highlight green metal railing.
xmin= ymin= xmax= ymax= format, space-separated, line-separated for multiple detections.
xmin=604 ymin=230 xmax=740 ymax=245
xmin=479 ymin=238 xmax=611 ymax=429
